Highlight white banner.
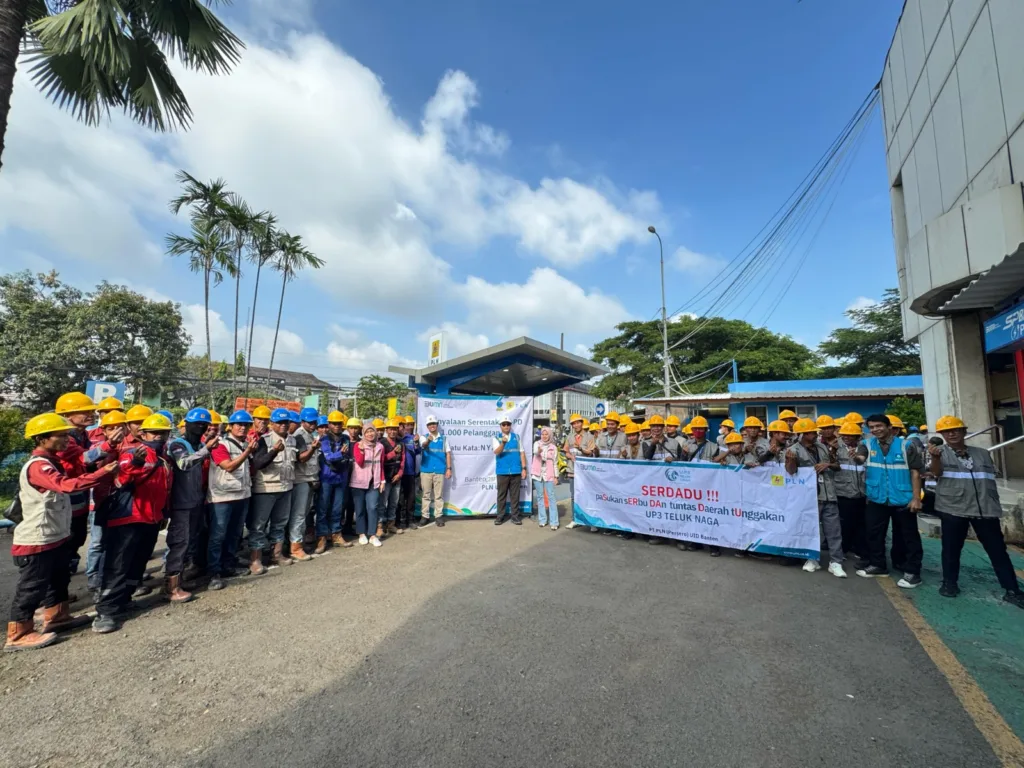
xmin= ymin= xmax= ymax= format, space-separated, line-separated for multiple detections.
xmin=417 ymin=395 xmax=533 ymax=517
xmin=573 ymin=458 xmax=820 ymax=558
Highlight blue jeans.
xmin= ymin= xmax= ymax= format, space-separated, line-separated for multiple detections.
xmin=207 ymin=499 xmax=248 ymax=576
xmin=533 ymin=478 xmax=557 ymax=526
xmin=86 ymin=509 xmax=104 ymax=589
xmin=247 ymin=491 xmax=292 ymax=550
xmin=377 ymin=480 xmax=400 ymax=523
xmin=288 ymin=482 xmax=312 ymax=544
xmin=352 ymin=486 xmax=380 ymax=536
xmin=316 ymin=483 xmax=347 ymax=536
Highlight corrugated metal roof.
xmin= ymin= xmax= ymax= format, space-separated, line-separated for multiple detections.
xmin=938 ymin=242 xmax=1024 ymax=313
xmin=728 ymin=375 xmax=922 ymax=394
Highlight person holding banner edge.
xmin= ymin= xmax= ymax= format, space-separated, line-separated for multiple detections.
xmin=493 ymin=416 xmax=527 ymax=526
xmin=562 ymin=414 xmax=597 ymax=530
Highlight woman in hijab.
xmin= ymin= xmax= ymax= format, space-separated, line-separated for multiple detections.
xmin=531 ymin=427 xmax=560 ymax=530
xmin=350 ymin=423 xmax=385 ymax=547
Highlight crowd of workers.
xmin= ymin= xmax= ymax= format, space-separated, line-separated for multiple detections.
xmin=5 ymin=394 xmax=1021 ymax=653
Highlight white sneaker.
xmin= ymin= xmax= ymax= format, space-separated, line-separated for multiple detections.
xmin=358 ymin=534 xmax=368 ymax=545
xmin=551 ymin=525 xmax=558 ymax=531
xmin=589 ymin=526 xmax=598 ymax=533
xmin=802 ymin=559 xmax=821 ymax=573
xmin=538 ymin=523 xmax=547 ymax=528
xmin=828 ymin=562 xmax=847 ymax=579
xmin=370 ymin=535 xmax=382 ymax=548
xmin=566 ymin=521 xmax=578 ymax=530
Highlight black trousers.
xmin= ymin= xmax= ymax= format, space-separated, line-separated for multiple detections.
xmin=165 ymin=506 xmax=202 ymax=576
xmin=399 ymin=474 xmax=417 ymax=526
xmin=68 ymin=514 xmax=89 ymax=565
xmin=496 ymin=474 xmax=522 ymax=520
xmin=865 ymin=501 xmax=923 ymax=575
xmin=938 ymin=513 xmax=1020 ymax=592
xmin=10 ymin=542 xmax=72 ymax=622
xmin=837 ymin=496 xmax=867 ymax=559
xmin=187 ymin=504 xmax=209 ymax=570
xmin=97 ymin=523 xmax=160 ymax=618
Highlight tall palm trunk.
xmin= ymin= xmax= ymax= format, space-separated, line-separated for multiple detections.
xmin=0 ymin=0 xmax=30 ymax=172
xmin=267 ymin=275 xmax=287 ymax=381
xmin=204 ymin=265 xmax=214 ymax=402
xmin=243 ymin=259 xmax=263 ymax=400
xmin=232 ymin=236 xmax=242 ymax=390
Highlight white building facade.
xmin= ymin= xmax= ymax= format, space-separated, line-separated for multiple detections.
xmin=882 ymin=0 xmax=1024 ymax=474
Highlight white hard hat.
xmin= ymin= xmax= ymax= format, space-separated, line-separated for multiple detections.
xmin=426 ymin=414 xmax=438 ymax=425
xmin=499 ymin=415 xmax=512 ymax=425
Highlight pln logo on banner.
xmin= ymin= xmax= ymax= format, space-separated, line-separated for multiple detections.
xmin=664 ymin=467 xmax=693 ymax=483
xmin=494 ymin=398 xmax=517 ymax=412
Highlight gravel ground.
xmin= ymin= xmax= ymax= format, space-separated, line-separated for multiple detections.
xmin=0 ymin=511 xmax=1000 ymax=768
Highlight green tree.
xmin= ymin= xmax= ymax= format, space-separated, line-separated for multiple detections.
xmin=0 ymin=406 xmax=27 ymax=466
xmin=0 ymin=0 xmax=243 ymax=172
xmin=885 ymin=396 xmax=927 ymax=430
xmin=166 ymin=214 xmax=236 ymax=400
xmin=818 ymin=289 xmax=921 ymax=377
xmin=267 ymin=231 xmax=323 ymax=376
xmin=234 ymin=351 xmax=246 ymax=377
xmin=0 ymin=271 xmax=190 ymax=411
xmin=354 ymin=375 xmax=406 ymax=420
xmin=243 ymin=213 xmax=279 ymax=398
xmin=590 ymin=316 xmax=821 ymax=402
xmin=217 ymin=193 xmax=262 ymax=389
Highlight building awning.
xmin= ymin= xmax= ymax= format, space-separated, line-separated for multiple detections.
xmin=390 ymin=337 xmax=608 ymax=397
xmin=936 ymin=242 xmax=1024 ymax=313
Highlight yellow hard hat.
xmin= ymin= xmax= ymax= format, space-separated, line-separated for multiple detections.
xmin=252 ymin=405 xmax=272 ymax=419
xmin=606 ymin=411 xmax=620 ymax=423
xmin=177 ymin=420 xmax=186 ymax=430
xmin=99 ymin=410 xmax=127 ymax=427
xmin=124 ymin=405 xmax=153 ymax=423
xmin=844 ymin=412 xmax=865 ymax=424
xmin=95 ymin=397 xmax=123 ymax=412
xmin=403 ymin=415 xmax=415 ymax=424
xmin=569 ymin=413 xmax=583 ymax=424
xmin=816 ymin=415 xmax=835 ymax=428
xmin=24 ymin=413 xmax=74 ymax=439
xmin=778 ymin=409 xmax=797 ymax=420
xmin=935 ymin=415 xmax=965 ymax=431
xmin=55 ymin=392 xmax=96 ymax=414
xmin=683 ymin=424 xmax=693 ymax=435
xmin=689 ymin=415 xmax=709 ymax=429
xmin=600 ymin=419 xmax=607 ymax=429
xmin=582 ymin=418 xmax=590 ymax=428
xmin=792 ymin=418 xmax=818 ymax=434
xmin=140 ymin=413 xmax=172 ymax=431
xmin=370 ymin=418 xmax=384 ymax=429
xmin=743 ymin=416 xmax=764 ymax=429
xmin=839 ymin=421 xmax=863 ymax=436
xmin=327 ymin=410 xmax=346 ymax=423
xmin=919 ymin=424 xmax=928 ymax=432
xmin=648 ymin=414 xmax=665 ymax=426
xmin=619 ymin=416 xmax=633 ymax=426
xmin=666 ymin=415 xmax=681 ymax=427
xmin=589 ymin=422 xmax=601 ymax=432
xmin=721 ymin=419 xmax=735 ymax=428
xmin=384 ymin=417 xmax=401 ymax=429
xmin=886 ymin=414 xmax=905 ymax=429
xmin=208 ymin=409 xmax=221 ymax=424
xmin=724 ymin=431 xmax=744 ymax=444
xmin=834 ymin=416 xmax=846 ymax=427
xmin=767 ymin=419 xmax=791 ymax=434
xmin=623 ymin=423 xmax=641 ymax=435
xmin=346 ymin=417 xmax=363 ymax=428
xmin=640 ymin=421 xmax=650 ymax=431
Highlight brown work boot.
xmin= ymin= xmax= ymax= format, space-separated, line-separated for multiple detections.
xmin=290 ymin=542 xmax=311 ymax=562
xmin=270 ymin=542 xmax=290 ymax=567
xmin=4 ymin=621 xmax=57 ymax=653
xmin=387 ymin=521 xmax=398 ymax=536
xmin=40 ymin=602 xmax=90 ymax=633
xmin=375 ymin=524 xmax=385 ymax=539
xmin=331 ymin=532 xmax=353 ymax=548
xmin=249 ymin=549 xmax=267 ymax=576
xmin=164 ymin=575 xmax=194 ymax=604
xmin=303 ymin=527 xmax=314 ymax=544
xmin=314 ymin=536 xmax=328 ymax=555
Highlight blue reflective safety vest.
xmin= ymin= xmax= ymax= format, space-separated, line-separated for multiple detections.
xmin=495 ymin=432 xmax=522 ymax=476
xmin=865 ymin=436 xmax=913 ymax=506
xmin=421 ymin=434 xmax=448 ymax=475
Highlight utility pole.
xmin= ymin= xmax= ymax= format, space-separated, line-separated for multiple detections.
xmin=648 ymin=226 xmax=670 ymax=403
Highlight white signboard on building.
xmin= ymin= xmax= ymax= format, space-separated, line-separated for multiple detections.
xmin=428 ymin=331 xmax=448 ymax=367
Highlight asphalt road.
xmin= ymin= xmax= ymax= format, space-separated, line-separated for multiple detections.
xmin=0 ymin=516 xmax=1001 ymax=768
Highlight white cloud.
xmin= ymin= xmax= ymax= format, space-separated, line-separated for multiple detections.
xmin=671 ymin=246 xmax=721 ymax=274
xmin=845 ymin=296 xmax=876 ymax=312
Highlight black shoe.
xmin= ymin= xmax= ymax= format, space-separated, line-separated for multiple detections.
xmin=1004 ymin=590 xmax=1024 ymax=609
xmin=684 ymin=543 xmax=700 ymax=552
xmin=510 ymin=517 xmax=522 ymax=526
xmin=132 ymin=585 xmax=153 ymax=598
xmin=856 ymin=565 xmax=888 ymax=578
xmin=92 ymin=615 xmax=119 ymax=634
xmin=436 ymin=519 xmax=445 ymax=528
xmin=208 ymin=576 xmax=226 ymax=591
xmin=897 ymin=573 xmax=922 ymax=589
xmin=709 ymin=546 xmax=722 ymax=557
xmin=419 ymin=519 xmax=435 ymax=529
xmin=616 ymin=532 xmax=634 ymax=539
xmin=939 ymin=582 xmax=960 ymax=598
xmin=494 ymin=515 xmax=507 ymax=526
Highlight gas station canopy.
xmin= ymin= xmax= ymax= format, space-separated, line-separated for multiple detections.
xmin=390 ymin=337 xmax=608 ymax=397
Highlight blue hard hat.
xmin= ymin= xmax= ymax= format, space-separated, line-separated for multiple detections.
xmin=156 ymin=409 xmax=174 ymax=423
xmin=300 ymin=407 xmax=319 ymax=423
xmin=908 ymin=426 xmax=919 ymax=434
xmin=228 ymin=409 xmax=253 ymax=424
xmin=270 ymin=407 xmax=291 ymax=423
xmin=185 ymin=407 xmax=212 ymax=424
xmin=287 ymin=410 xmax=301 ymax=422
xmin=317 ymin=415 xmax=329 ymax=426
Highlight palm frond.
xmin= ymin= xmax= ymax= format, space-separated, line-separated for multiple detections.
xmin=138 ymin=0 xmax=244 ymax=75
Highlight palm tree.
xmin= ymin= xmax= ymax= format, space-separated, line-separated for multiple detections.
xmin=217 ymin=194 xmax=261 ymax=390
xmin=166 ymin=216 xmax=236 ymax=400
xmin=266 ymin=231 xmax=324 ymax=378
xmin=242 ymin=212 xmax=279 ymax=399
xmin=0 ymin=1 xmax=243 ymax=172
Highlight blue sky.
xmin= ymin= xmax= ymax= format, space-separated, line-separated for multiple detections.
xmin=0 ymin=0 xmax=903 ymax=387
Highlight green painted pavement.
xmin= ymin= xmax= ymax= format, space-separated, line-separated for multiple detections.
xmin=901 ymin=536 xmax=1024 ymax=741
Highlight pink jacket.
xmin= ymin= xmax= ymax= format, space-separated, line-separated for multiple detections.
xmin=531 ymin=442 xmax=558 ymax=481
xmin=349 ymin=441 xmax=384 ymax=489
